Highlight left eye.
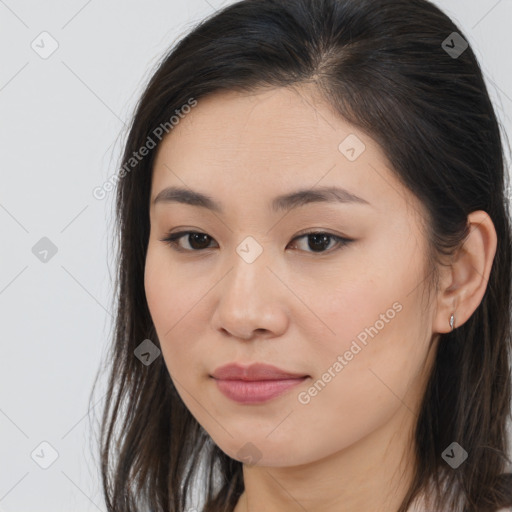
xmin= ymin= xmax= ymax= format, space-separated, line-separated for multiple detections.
xmin=160 ymin=230 xmax=354 ymax=254
xmin=289 ymin=232 xmax=353 ymax=253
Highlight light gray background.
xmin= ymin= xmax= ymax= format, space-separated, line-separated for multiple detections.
xmin=1 ymin=1 xmax=511 ymax=511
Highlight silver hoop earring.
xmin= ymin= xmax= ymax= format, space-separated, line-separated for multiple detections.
xmin=449 ymin=313 xmax=455 ymax=331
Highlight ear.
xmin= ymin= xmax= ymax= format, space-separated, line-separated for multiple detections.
xmin=432 ymin=210 xmax=497 ymax=334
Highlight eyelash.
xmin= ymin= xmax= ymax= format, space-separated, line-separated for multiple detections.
xmin=159 ymin=230 xmax=354 ymax=255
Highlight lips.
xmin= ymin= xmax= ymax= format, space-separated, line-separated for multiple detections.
xmin=211 ymin=362 xmax=308 ymax=381
xmin=210 ymin=363 xmax=309 ymax=404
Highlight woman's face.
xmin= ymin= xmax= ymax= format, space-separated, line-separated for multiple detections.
xmin=144 ymin=86 xmax=439 ymax=467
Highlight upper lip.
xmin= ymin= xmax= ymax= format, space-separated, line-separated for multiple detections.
xmin=211 ymin=362 xmax=308 ymax=381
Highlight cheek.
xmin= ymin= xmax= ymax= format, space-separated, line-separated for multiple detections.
xmin=144 ymin=248 xmax=173 ymax=328
xmin=308 ymin=271 xmax=402 ymax=363
xmin=144 ymin=245 xmax=201 ymax=327
xmin=306 ymin=244 xmax=429 ymax=401
xmin=144 ymin=245 xmax=216 ymax=383
xmin=322 ymin=226 xmax=427 ymax=351
xmin=280 ymin=297 xmax=427 ymax=465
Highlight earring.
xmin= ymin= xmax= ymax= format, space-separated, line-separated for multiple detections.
xmin=449 ymin=313 xmax=455 ymax=331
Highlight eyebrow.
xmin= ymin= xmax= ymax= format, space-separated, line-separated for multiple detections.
xmin=152 ymin=185 xmax=371 ymax=213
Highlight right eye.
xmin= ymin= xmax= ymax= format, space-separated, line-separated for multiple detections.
xmin=159 ymin=231 xmax=217 ymax=252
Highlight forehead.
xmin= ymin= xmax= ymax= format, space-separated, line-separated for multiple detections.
xmin=150 ymin=86 xmax=419 ymax=220
xmin=156 ymin=85 xmax=378 ymax=162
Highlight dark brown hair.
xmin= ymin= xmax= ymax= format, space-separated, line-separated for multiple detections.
xmin=90 ymin=0 xmax=512 ymax=510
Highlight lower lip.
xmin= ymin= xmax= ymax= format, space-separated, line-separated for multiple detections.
xmin=213 ymin=377 xmax=307 ymax=404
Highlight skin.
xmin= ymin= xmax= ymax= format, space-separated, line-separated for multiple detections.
xmin=144 ymin=85 xmax=497 ymax=512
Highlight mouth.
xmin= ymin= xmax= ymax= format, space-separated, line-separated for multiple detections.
xmin=211 ymin=376 xmax=309 ymax=404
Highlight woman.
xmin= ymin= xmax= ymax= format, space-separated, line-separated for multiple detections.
xmin=94 ymin=0 xmax=512 ymax=510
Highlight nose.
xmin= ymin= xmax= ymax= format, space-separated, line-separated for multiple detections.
xmin=210 ymin=244 xmax=290 ymax=341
